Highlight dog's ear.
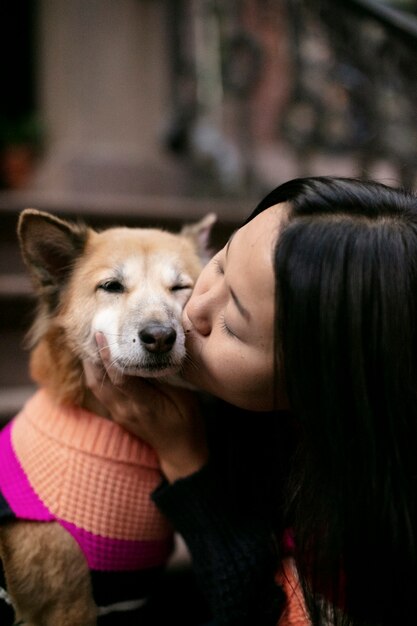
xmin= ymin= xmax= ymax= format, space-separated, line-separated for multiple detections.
xmin=180 ymin=212 xmax=217 ymax=265
xmin=18 ymin=209 xmax=89 ymax=290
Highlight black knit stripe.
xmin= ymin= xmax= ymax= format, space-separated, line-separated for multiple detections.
xmin=91 ymin=567 xmax=164 ymax=607
xmin=0 ymin=491 xmax=15 ymax=522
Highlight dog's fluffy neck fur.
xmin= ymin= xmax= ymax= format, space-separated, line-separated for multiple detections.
xmin=30 ymin=325 xmax=110 ymax=418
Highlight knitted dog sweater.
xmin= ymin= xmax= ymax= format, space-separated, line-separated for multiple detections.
xmin=0 ymin=389 xmax=173 ymax=621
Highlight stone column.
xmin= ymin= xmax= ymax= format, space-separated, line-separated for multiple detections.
xmin=33 ymin=0 xmax=189 ymax=196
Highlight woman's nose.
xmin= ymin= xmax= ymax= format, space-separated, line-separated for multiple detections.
xmin=185 ymin=290 xmax=215 ymax=336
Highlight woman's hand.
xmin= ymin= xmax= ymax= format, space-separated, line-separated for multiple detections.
xmin=83 ymin=333 xmax=208 ymax=483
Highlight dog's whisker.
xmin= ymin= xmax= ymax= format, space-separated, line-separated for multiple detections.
xmin=95 ymin=339 xmax=131 ymax=362
xmin=109 ymin=357 xmax=120 ymax=370
xmin=189 ymin=357 xmax=198 ymax=369
xmin=183 ymin=353 xmax=199 ymax=372
xmin=97 ymin=341 xmax=119 ymax=355
xmin=99 ymin=370 xmax=110 ymax=393
xmin=96 ymin=337 xmax=134 ymax=356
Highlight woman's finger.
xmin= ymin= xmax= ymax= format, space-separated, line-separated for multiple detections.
xmin=95 ymin=331 xmax=127 ymax=385
xmin=83 ymin=358 xmax=106 ymax=394
xmin=95 ymin=331 xmax=111 ymax=364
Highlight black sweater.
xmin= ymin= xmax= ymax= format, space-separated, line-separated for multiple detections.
xmin=152 ymin=464 xmax=285 ymax=626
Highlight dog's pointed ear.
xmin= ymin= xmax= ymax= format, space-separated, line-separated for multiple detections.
xmin=18 ymin=209 xmax=89 ymax=288
xmin=180 ymin=212 xmax=217 ymax=265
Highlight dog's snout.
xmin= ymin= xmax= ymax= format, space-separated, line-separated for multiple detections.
xmin=139 ymin=324 xmax=177 ymax=353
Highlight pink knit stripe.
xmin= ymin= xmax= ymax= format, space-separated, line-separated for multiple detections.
xmin=0 ymin=422 xmax=54 ymax=521
xmin=60 ymin=520 xmax=174 ymax=571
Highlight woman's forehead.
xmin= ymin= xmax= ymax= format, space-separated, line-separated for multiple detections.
xmin=234 ymin=204 xmax=287 ymax=254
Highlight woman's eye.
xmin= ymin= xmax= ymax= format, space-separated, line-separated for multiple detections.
xmin=98 ymin=280 xmax=125 ymax=294
xmin=212 ymin=257 xmax=224 ymax=275
xmin=220 ymin=313 xmax=238 ymax=339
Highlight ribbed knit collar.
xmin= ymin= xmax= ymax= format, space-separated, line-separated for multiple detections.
xmin=17 ymin=389 xmax=159 ymax=468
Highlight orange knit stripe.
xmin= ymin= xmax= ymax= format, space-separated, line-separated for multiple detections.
xmin=12 ymin=390 xmax=172 ymax=541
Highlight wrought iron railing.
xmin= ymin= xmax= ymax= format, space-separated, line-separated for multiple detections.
xmin=281 ymin=0 xmax=417 ymax=187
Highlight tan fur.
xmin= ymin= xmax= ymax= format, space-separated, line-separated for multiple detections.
xmin=0 ymin=522 xmax=96 ymax=626
xmin=30 ymin=327 xmax=85 ymax=407
xmin=0 ymin=210 xmax=215 ymax=625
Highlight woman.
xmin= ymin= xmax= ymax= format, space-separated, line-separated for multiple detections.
xmin=85 ymin=177 xmax=417 ymax=626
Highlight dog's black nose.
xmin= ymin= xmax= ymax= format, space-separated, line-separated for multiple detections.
xmin=139 ymin=324 xmax=177 ymax=353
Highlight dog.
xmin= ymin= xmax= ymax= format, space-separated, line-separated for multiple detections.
xmin=0 ymin=208 xmax=215 ymax=625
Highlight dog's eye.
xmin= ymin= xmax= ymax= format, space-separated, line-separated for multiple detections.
xmin=171 ymin=284 xmax=192 ymax=292
xmin=98 ymin=280 xmax=125 ymax=294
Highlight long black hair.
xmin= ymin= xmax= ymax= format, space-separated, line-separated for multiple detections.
xmin=248 ymin=177 xmax=417 ymax=625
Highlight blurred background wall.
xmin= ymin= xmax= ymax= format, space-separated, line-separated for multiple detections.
xmin=1 ymin=0 xmax=417 ymax=205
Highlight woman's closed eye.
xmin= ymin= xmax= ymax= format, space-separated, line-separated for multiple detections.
xmin=212 ymin=256 xmax=225 ymax=276
xmin=219 ymin=313 xmax=239 ymax=339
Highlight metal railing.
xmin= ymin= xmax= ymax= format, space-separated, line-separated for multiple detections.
xmin=282 ymin=0 xmax=417 ymax=187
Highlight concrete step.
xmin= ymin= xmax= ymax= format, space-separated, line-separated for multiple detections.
xmin=0 ymin=273 xmax=32 ymax=298
xmin=0 ymin=385 xmax=36 ymax=425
